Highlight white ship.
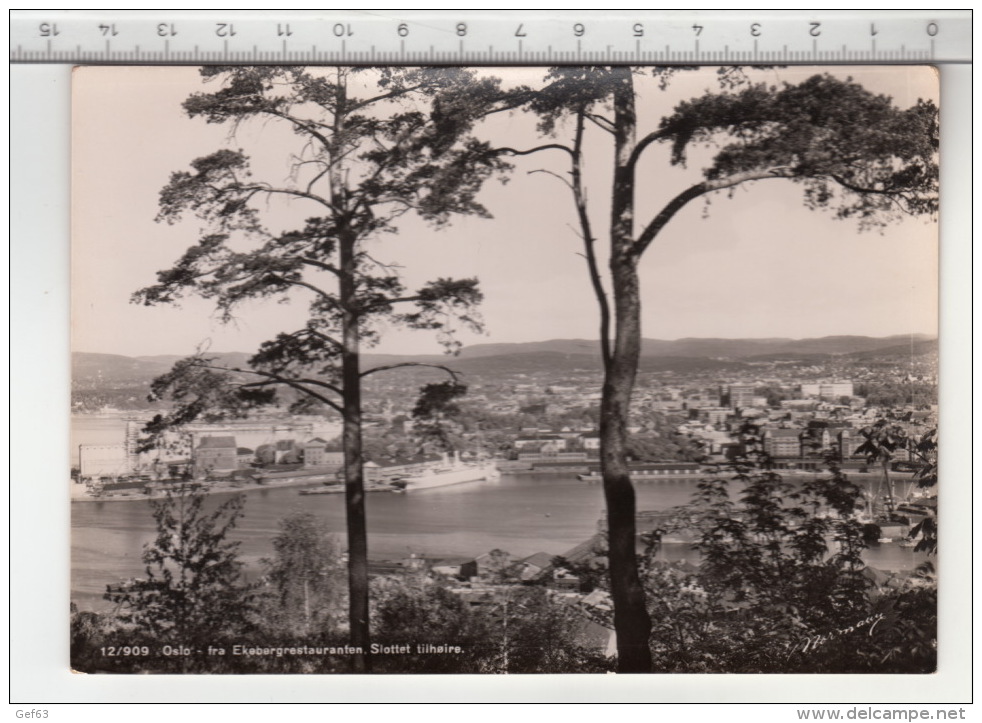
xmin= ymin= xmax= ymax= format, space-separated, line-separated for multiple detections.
xmin=403 ymin=453 xmax=500 ymax=491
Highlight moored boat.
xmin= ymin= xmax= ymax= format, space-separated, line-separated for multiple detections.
xmin=404 ymin=454 xmax=499 ymax=491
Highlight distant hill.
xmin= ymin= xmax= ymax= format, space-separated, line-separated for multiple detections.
xmin=458 ymin=335 xmax=935 ymax=361
xmin=457 ymin=340 xmax=602 ymax=359
xmin=73 ymin=351 xmax=256 ymax=384
xmin=72 ymin=334 xmax=936 ymax=396
xmin=846 ymin=338 xmax=938 ymax=360
xmin=72 ymin=352 xmax=175 ymax=384
xmin=447 ymin=351 xmax=602 ymax=374
xmin=444 ymin=351 xmax=743 ymax=375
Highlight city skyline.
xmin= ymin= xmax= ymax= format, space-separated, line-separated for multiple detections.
xmin=72 ymin=66 xmax=939 ymax=358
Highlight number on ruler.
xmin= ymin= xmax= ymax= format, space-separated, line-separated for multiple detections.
xmin=38 ymin=22 xmax=59 ymax=37
xmin=99 ymin=24 xmax=119 ymax=37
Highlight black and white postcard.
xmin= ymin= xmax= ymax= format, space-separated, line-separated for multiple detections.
xmin=69 ymin=65 xmax=941 ymax=677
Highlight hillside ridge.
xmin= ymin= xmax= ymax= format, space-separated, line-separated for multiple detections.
xmin=73 ymin=334 xmax=936 ymax=384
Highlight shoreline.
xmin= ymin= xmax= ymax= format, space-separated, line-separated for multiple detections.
xmin=70 ymin=476 xmax=399 ymax=503
xmin=70 ymin=467 xmax=901 ymax=503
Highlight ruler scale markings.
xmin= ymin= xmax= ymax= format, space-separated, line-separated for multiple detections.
xmin=6 ymin=12 xmax=974 ymax=64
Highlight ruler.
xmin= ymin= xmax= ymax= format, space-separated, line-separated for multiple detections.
xmin=10 ymin=9 xmax=972 ymax=65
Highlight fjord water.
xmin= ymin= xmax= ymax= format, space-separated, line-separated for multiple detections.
xmin=71 ymin=473 xmax=928 ymax=611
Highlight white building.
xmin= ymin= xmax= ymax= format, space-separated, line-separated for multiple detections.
xmin=819 ymin=381 xmax=854 ymax=400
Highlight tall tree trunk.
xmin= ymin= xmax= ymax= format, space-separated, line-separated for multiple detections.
xmin=602 ymin=259 xmax=653 ymax=673
xmin=340 ymin=232 xmax=370 ymax=672
xmin=601 ymin=67 xmax=653 ymax=673
xmin=333 ymin=71 xmax=370 ymax=672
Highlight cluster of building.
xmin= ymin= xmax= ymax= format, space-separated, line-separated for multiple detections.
xmin=190 ymin=435 xmax=343 ymax=477
xmin=78 ymin=420 xmax=456 ymax=485
xmin=492 ymin=378 xmax=935 ymax=472
xmin=76 ymin=419 xmax=339 ymax=481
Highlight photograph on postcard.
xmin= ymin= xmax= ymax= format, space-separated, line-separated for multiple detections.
xmin=70 ymin=65 xmax=939 ymax=674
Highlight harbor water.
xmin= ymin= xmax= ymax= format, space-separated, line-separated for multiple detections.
xmin=71 ymin=471 xmax=929 ymax=611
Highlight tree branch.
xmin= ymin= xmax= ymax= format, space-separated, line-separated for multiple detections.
xmin=303 ymin=327 xmax=345 ymax=352
xmin=347 ymin=83 xmax=427 ymax=113
xmin=626 ymin=129 xmax=671 ymax=174
xmin=498 ymin=144 xmax=575 ymax=160
xmin=634 ymin=167 xmax=793 ymax=257
xmin=263 ymin=108 xmax=334 ymax=154
xmin=268 ymin=275 xmax=337 ymax=302
xmin=193 ymin=361 xmax=343 ymax=414
xmin=571 ymin=109 xmax=612 ymax=369
xmin=359 ymin=294 xmax=424 ymax=313
xmin=528 ymin=169 xmax=574 ymax=191
xmin=305 ymin=163 xmax=333 ymax=196
xmin=360 ymin=362 xmax=462 ymax=380
xmin=240 ymin=185 xmax=337 ymax=214
xmin=237 ymin=377 xmax=342 ymax=414
xmin=299 ymin=257 xmax=341 ymax=276
xmin=584 ymin=112 xmax=617 ymax=134
xmin=828 ymin=174 xmax=906 ymax=198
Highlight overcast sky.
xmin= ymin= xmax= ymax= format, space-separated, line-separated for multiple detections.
xmin=71 ymin=65 xmax=939 ymax=357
